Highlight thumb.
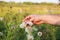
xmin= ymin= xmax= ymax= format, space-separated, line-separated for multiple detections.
xmin=33 ymin=20 xmax=44 ymax=25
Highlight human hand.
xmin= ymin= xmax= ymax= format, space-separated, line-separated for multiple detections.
xmin=23 ymin=14 xmax=44 ymax=25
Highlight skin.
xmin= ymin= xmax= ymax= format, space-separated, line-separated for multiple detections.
xmin=23 ymin=14 xmax=60 ymax=25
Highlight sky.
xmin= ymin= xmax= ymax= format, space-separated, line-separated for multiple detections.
xmin=0 ymin=0 xmax=59 ymax=4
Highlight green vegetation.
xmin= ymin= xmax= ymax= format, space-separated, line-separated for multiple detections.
xmin=0 ymin=1 xmax=60 ymax=40
xmin=0 ymin=1 xmax=60 ymax=17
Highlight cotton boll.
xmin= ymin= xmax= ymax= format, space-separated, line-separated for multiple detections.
xmin=20 ymin=22 xmax=26 ymax=28
xmin=27 ymin=34 xmax=34 ymax=40
xmin=37 ymin=32 xmax=42 ymax=37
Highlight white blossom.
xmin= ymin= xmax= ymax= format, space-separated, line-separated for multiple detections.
xmin=20 ymin=22 xmax=34 ymax=40
xmin=20 ymin=22 xmax=26 ymax=28
xmin=37 ymin=32 xmax=42 ymax=37
xmin=25 ymin=26 xmax=33 ymax=35
xmin=20 ymin=21 xmax=33 ymax=28
xmin=26 ymin=21 xmax=33 ymax=26
xmin=27 ymin=34 xmax=34 ymax=40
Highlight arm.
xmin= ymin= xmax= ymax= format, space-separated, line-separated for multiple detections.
xmin=41 ymin=14 xmax=60 ymax=25
xmin=23 ymin=14 xmax=60 ymax=25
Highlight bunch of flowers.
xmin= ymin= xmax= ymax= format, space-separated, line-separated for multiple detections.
xmin=20 ymin=21 xmax=42 ymax=40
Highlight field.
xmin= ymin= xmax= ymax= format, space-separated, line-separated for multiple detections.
xmin=0 ymin=2 xmax=60 ymax=40
xmin=0 ymin=2 xmax=60 ymax=17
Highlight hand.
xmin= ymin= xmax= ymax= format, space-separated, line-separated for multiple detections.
xmin=23 ymin=14 xmax=44 ymax=25
xmin=23 ymin=14 xmax=60 ymax=25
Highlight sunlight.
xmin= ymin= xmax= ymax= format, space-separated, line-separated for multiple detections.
xmin=0 ymin=0 xmax=59 ymax=3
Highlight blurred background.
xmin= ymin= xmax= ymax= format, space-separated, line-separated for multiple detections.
xmin=0 ymin=0 xmax=60 ymax=40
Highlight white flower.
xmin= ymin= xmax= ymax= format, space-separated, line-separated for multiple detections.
xmin=37 ymin=32 xmax=42 ymax=37
xmin=26 ymin=21 xmax=33 ymax=26
xmin=20 ymin=22 xmax=26 ymax=28
xmin=20 ymin=21 xmax=33 ymax=28
xmin=25 ymin=26 xmax=32 ymax=35
xmin=27 ymin=34 xmax=34 ymax=40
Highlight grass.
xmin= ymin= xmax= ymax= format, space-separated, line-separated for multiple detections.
xmin=0 ymin=4 xmax=60 ymax=17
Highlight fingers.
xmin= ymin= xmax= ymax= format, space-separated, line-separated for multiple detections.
xmin=22 ymin=15 xmax=44 ymax=25
xmin=23 ymin=16 xmax=31 ymax=21
xmin=33 ymin=20 xmax=44 ymax=25
xmin=23 ymin=15 xmax=34 ymax=22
